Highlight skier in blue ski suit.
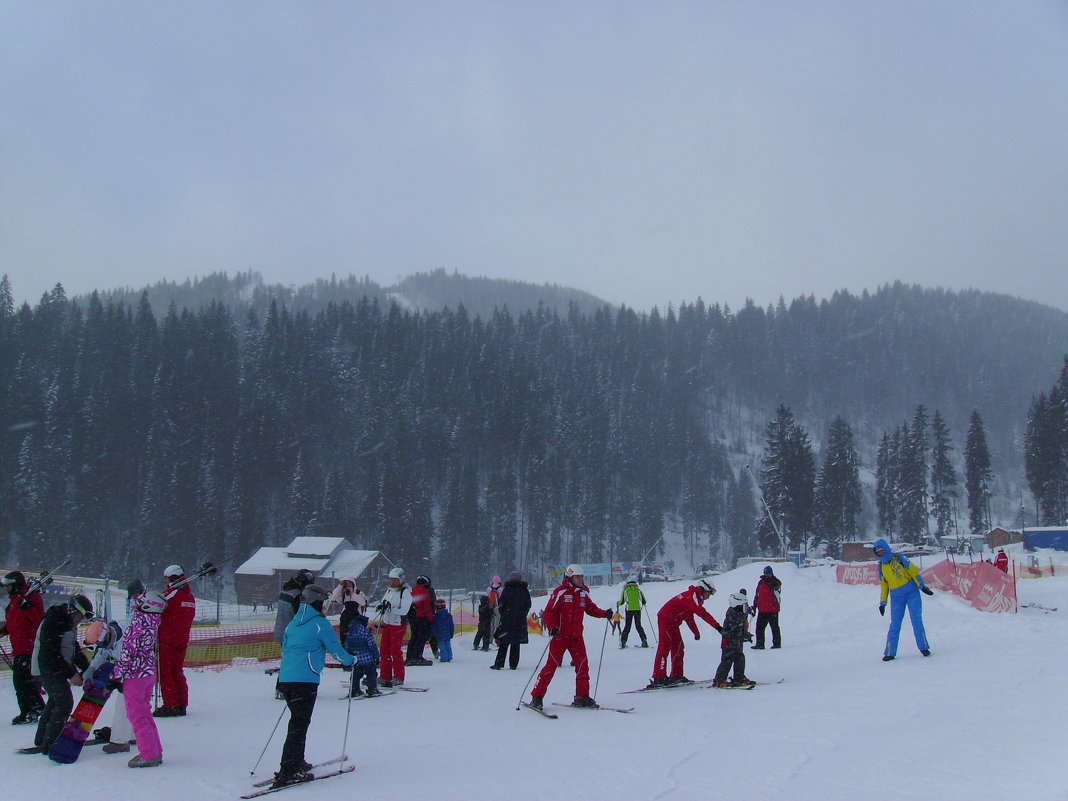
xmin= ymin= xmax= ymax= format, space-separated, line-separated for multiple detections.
xmin=873 ymin=539 xmax=934 ymax=661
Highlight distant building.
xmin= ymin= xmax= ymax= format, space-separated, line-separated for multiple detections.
xmin=986 ymin=527 xmax=1023 ymax=549
xmin=234 ymin=537 xmax=393 ymax=606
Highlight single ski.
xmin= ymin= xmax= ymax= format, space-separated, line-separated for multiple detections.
xmin=1020 ymin=603 xmax=1058 ymax=612
xmin=340 ymin=679 xmax=427 ymax=692
xmin=552 ymin=702 xmax=634 ymax=713
xmin=392 ymin=686 xmax=428 ymax=692
xmin=620 ymin=678 xmax=717 ymax=694
xmin=705 ymin=683 xmax=755 ymax=690
xmin=241 ymin=765 xmax=354 ymax=797
xmin=251 ymin=757 xmax=348 ymax=787
xmin=17 ymin=746 xmax=44 ymax=754
xmin=337 ymin=691 xmax=397 ymax=700
xmin=521 ymin=702 xmax=558 ymax=719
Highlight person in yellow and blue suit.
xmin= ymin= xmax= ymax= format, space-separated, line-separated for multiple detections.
xmin=874 ymin=539 xmax=934 ymax=661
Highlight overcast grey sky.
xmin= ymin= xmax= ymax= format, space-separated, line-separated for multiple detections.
xmin=2 ymin=1 xmax=1067 ymax=313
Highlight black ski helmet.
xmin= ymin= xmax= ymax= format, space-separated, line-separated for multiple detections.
xmin=127 ymin=578 xmax=146 ymax=597
xmin=68 ymin=594 xmax=94 ymax=620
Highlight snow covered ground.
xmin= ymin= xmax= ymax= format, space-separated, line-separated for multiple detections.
xmin=3 ymin=560 xmax=1066 ymax=801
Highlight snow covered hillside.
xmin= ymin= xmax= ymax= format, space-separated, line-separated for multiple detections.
xmin=3 ymin=561 xmax=1066 ymax=801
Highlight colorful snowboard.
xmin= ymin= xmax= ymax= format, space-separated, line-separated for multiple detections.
xmin=48 ymin=662 xmax=116 ymax=764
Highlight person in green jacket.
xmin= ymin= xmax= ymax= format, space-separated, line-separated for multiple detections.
xmin=616 ymin=578 xmax=648 ymax=648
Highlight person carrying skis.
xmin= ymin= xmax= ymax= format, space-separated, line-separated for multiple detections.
xmin=30 ymin=594 xmax=93 ymax=754
xmin=647 ymin=580 xmax=722 ymax=688
xmin=752 ymin=566 xmax=782 ymax=649
xmin=154 ymin=565 xmax=196 ymax=717
xmin=274 ymin=584 xmax=355 ymax=788
xmin=874 ymin=539 xmax=934 ymax=661
xmin=110 ymin=589 xmax=167 ymax=767
xmin=491 ymin=571 xmax=531 ymax=670
xmin=371 ymin=567 xmax=411 ymax=687
xmin=712 ymin=592 xmax=755 ymax=687
xmin=528 ymin=565 xmax=612 ymax=710
xmin=617 ymin=577 xmax=648 ymax=648
xmin=1 ymin=570 xmax=45 ymax=724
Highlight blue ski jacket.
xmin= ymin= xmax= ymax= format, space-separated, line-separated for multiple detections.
xmin=280 ymin=602 xmax=354 ymax=683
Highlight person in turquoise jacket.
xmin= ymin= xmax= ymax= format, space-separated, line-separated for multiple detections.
xmin=273 ymin=585 xmax=355 ymax=789
xmin=873 ymin=539 xmax=934 ymax=661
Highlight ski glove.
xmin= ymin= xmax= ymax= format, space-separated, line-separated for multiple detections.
xmin=548 ymin=627 xmax=560 ymax=637
xmin=878 ymin=604 xmax=886 ymax=616
xmin=694 ymin=633 xmax=700 ymax=640
xmin=921 ymin=586 xmax=934 ymax=596
xmin=105 ymin=679 xmax=123 ymax=694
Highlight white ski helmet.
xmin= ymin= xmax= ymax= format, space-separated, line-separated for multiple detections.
xmin=388 ymin=567 xmax=404 ymax=580
xmin=697 ymin=579 xmax=716 ymax=595
xmin=728 ymin=592 xmax=748 ymax=608
xmin=163 ymin=564 xmax=184 ymax=579
xmin=564 ymin=564 xmax=584 ymax=578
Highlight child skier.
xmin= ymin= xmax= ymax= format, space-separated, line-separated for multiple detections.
xmin=343 ymin=611 xmax=381 ymax=697
xmin=713 ymin=591 xmax=755 ymax=687
xmin=111 ymin=589 xmax=166 ymax=767
xmin=473 ymin=595 xmax=494 ymax=651
xmin=432 ymin=599 xmax=455 ymax=662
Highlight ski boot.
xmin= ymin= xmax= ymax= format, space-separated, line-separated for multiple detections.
xmin=527 ymin=696 xmax=544 ymax=710
xmin=572 ymin=696 xmax=599 ymax=708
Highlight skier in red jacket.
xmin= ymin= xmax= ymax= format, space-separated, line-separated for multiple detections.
xmin=647 ymin=580 xmax=721 ymax=688
xmin=993 ymin=550 xmax=1009 ymax=574
xmin=528 ymin=565 xmax=612 ymax=710
xmin=1 ymin=571 xmax=46 ymax=723
xmin=154 ymin=565 xmax=196 ymax=717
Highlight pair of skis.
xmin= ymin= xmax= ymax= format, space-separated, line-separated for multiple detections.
xmin=520 ymin=701 xmax=634 ymax=719
xmin=243 ymin=757 xmax=353 ymax=797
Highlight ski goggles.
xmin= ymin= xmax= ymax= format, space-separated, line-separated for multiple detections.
xmin=0 ymin=576 xmax=17 ymax=587
xmin=69 ymin=597 xmax=95 ymax=620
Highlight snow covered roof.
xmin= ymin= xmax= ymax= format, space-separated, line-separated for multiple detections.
xmin=235 ymin=547 xmax=330 ymax=576
xmin=285 ymin=537 xmax=352 ymax=558
xmin=320 ymin=549 xmax=380 ymax=580
xmin=235 ymin=539 xmax=383 ymax=579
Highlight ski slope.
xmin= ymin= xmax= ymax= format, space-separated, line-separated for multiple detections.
xmin=3 ymin=560 xmax=1066 ymax=800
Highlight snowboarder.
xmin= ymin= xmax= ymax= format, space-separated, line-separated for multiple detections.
xmin=405 ymin=575 xmax=436 ymax=665
xmin=274 ymin=584 xmax=355 ymax=788
xmin=874 ymin=539 xmax=934 ymax=661
xmin=371 ymin=567 xmax=411 ymax=687
xmin=713 ymin=592 xmax=755 ymax=687
xmin=111 ymin=589 xmax=167 ymax=767
xmin=617 ymin=578 xmax=648 ymax=648
xmin=30 ymin=594 xmax=93 ymax=754
xmin=342 ymin=611 xmax=381 ymax=697
xmin=752 ymin=566 xmax=782 ymax=649
xmin=0 ymin=570 xmax=45 ymax=724
xmin=154 ymin=565 xmax=196 ymax=717
xmin=528 ymin=565 xmax=612 ymax=710
xmin=647 ymin=580 xmax=722 ymax=688
xmin=491 ymin=571 xmax=531 ymax=670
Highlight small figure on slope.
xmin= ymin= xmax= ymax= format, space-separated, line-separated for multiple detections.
xmin=432 ymin=599 xmax=456 ymax=663
xmin=647 ymin=580 xmax=722 ymax=688
xmin=528 ymin=565 xmax=612 ymax=710
xmin=617 ymin=578 xmax=648 ymax=648
xmin=751 ymin=566 xmax=782 ymax=649
xmin=874 ymin=539 xmax=934 ymax=661
xmin=473 ymin=595 xmax=494 ymax=651
xmin=713 ymin=592 xmax=755 ymax=687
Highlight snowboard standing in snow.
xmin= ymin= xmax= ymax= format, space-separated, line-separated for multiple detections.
xmin=48 ymin=662 xmax=117 ymax=763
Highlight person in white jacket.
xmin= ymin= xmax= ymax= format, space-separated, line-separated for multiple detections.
xmin=370 ymin=568 xmax=411 ymax=687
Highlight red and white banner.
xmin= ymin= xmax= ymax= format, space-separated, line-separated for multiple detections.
xmin=836 ymin=559 xmax=1017 ymax=612
xmin=836 ymin=563 xmax=880 ymax=584
xmin=920 ymin=560 xmax=1017 ymax=613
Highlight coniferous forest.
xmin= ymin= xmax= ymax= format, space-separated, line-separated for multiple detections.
xmin=1 ymin=272 xmax=1067 ymax=590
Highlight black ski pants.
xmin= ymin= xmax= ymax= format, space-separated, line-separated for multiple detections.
xmin=755 ymin=612 xmax=780 ymax=648
xmin=493 ymin=641 xmax=521 ymax=670
xmin=714 ymin=644 xmax=746 ymax=683
xmin=406 ymin=617 xmax=432 ymax=660
xmin=35 ymin=675 xmax=74 ymax=752
xmin=278 ymin=682 xmax=318 ymax=777
xmin=621 ymin=610 xmax=647 ymax=646
xmin=12 ymin=654 xmax=43 ymax=715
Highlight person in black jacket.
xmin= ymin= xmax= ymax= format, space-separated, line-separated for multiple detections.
xmin=30 ymin=595 xmax=93 ymax=754
xmin=473 ymin=595 xmax=494 ymax=651
xmin=491 ymin=572 xmax=532 ymax=670
xmin=712 ymin=592 xmax=755 ymax=688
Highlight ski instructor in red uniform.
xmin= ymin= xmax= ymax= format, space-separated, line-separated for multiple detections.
xmin=647 ymin=579 xmax=721 ymax=688
xmin=154 ymin=565 xmax=196 ymax=717
xmin=528 ymin=564 xmax=612 ymax=710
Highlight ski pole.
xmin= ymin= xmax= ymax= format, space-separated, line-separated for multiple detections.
xmin=249 ymin=704 xmax=289 ymax=775
xmin=643 ymin=604 xmax=658 ymax=646
xmin=338 ymin=668 xmax=356 ymax=763
xmin=514 ymin=636 xmax=553 ymax=711
xmin=592 ymin=615 xmax=610 ymax=700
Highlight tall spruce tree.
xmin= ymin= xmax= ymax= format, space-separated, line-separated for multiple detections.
xmin=929 ymin=411 xmax=959 ymax=540
xmin=1024 ymin=358 xmax=1068 ymax=525
xmin=964 ymin=411 xmax=993 ymax=535
xmin=813 ymin=417 xmax=861 ymax=557
xmin=759 ymin=405 xmax=816 ymax=552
